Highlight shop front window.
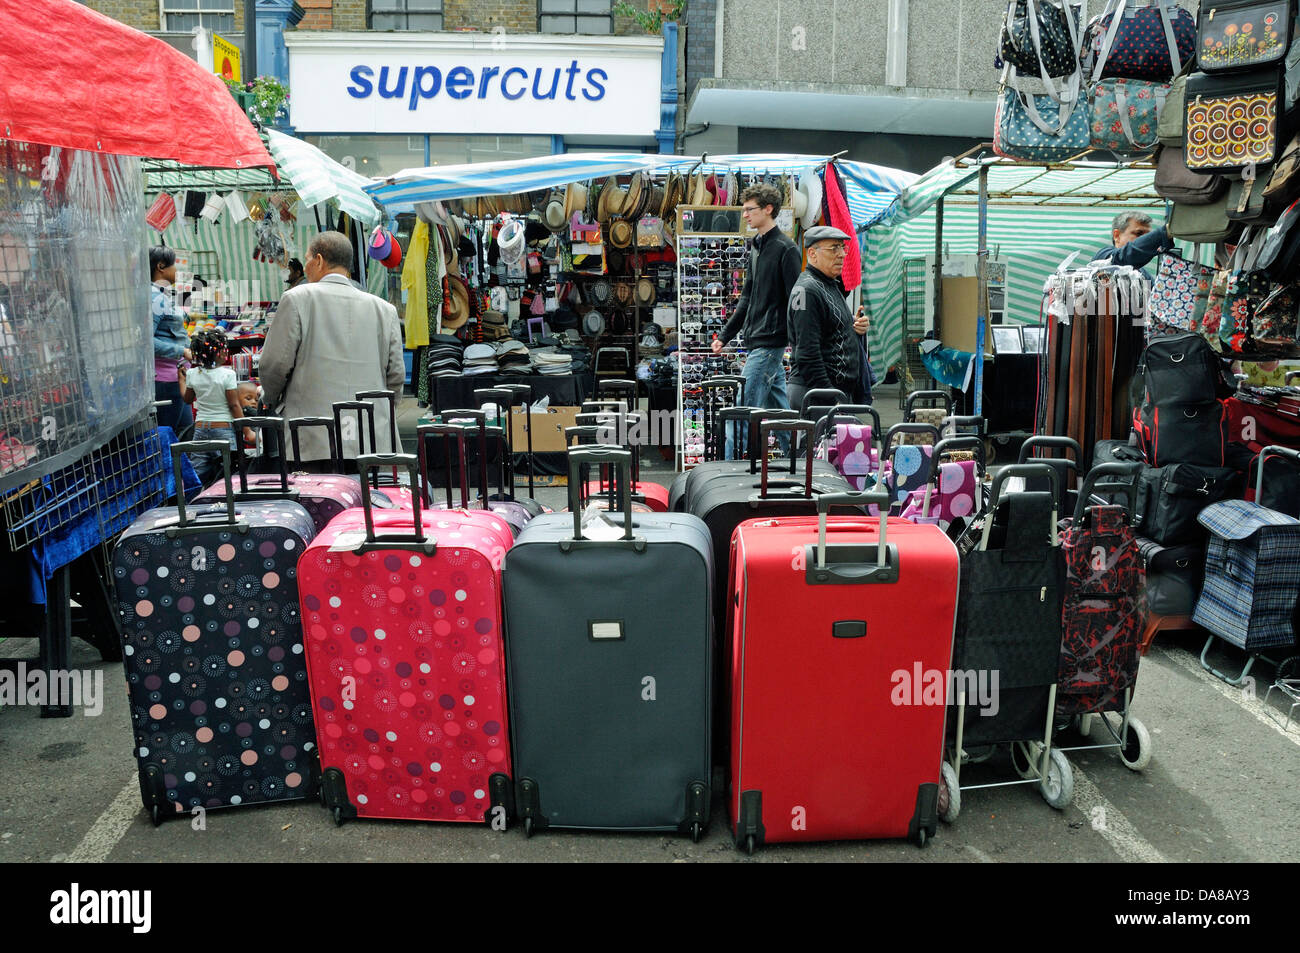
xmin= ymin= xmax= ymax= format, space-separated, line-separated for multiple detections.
xmin=306 ymin=135 xmax=429 ymax=178
xmin=369 ymin=0 xmax=445 ymax=31
xmin=161 ymin=0 xmax=235 ymax=32
xmin=538 ymin=0 xmax=613 ymax=35
xmin=428 ymin=135 xmax=553 ymax=166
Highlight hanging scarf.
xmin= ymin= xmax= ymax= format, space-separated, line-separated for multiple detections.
xmin=403 ymin=220 xmax=431 ymax=350
xmin=822 ymin=162 xmax=861 ymax=292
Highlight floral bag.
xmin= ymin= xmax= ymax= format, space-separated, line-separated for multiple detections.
xmin=1090 ymin=77 xmax=1168 ymax=153
xmin=1149 ymin=248 xmax=1215 ymax=339
xmin=1197 ymin=0 xmax=1293 ymax=73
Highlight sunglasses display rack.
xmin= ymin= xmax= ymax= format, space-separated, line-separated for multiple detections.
xmin=676 ymin=229 xmax=751 ymax=471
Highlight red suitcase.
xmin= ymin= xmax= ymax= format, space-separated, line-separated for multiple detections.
xmin=298 ymin=455 xmax=515 ymax=825
xmin=334 ymin=400 xmax=418 ymax=510
xmin=729 ymin=491 xmax=959 ymax=851
xmin=193 ymin=416 xmax=366 ymax=534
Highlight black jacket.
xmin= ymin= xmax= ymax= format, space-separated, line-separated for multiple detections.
xmin=788 ymin=265 xmax=861 ymax=394
xmin=720 ymin=227 xmax=801 ymax=350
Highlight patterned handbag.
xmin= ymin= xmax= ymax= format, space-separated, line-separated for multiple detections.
xmin=1197 ymin=0 xmax=1293 ymax=73
xmin=1149 ymin=249 xmax=1215 ymax=339
xmin=1221 ymin=228 xmax=1271 ymax=352
xmin=994 ymin=84 xmax=1091 ymax=161
xmin=1089 ymin=77 xmax=1168 ymax=152
xmin=1250 ymin=282 xmax=1300 ymax=350
xmin=1086 ymin=0 xmax=1196 ymax=82
xmin=1197 ymin=267 xmax=1231 ymax=351
xmin=1185 ymin=69 xmax=1282 ymax=173
xmin=1000 ymin=0 xmax=1082 ymax=80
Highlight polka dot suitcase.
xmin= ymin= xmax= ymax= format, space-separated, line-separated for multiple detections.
xmin=111 ymin=442 xmax=320 ymax=826
xmin=297 ymin=455 xmax=515 ymax=826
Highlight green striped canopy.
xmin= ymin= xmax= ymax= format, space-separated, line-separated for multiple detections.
xmin=265 ymin=129 xmax=381 ymax=226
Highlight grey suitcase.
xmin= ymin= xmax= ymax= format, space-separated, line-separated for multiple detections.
xmin=503 ymin=447 xmax=713 ymax=839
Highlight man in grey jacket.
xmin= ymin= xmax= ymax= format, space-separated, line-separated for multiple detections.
xmin=260 ymin=231 xmax=405 ymax=470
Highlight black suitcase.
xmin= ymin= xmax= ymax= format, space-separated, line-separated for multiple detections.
xmin=112 ymin=442 xmax=319 ymax=825
xmin=503 ymin=447 xmax=713 ymax=838
xmin=1136 ymin=463 xmax=1243 ymax=545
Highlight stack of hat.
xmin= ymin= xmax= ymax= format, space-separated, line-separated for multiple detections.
xmin=425 ymin=334 xmax=465 ymax=380
xmin=463 ymin=342 xmax=499 ymax=376
xmin=480 ymin=310 xmax=510 ymax=341
xmin=532 ymin=348 xmax=573 ymax=376
xmin=495 ymin=340 xmax=531 ymax=376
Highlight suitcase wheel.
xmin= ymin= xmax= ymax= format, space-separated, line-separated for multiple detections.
xmin=938 ymin=761 xmax=961 ymax=825
xmin=523 ymin=816 xmax=535 ymax=839
xmin=332 ymin=807 xmax=345 ymax=827
xmin=743 ymin=834 xmax=756 ymax=856
xmin=1110 ymin=713 xmax=1153 ymax=773
xmin=914 ymin=827 xmax=927 ymax=848
xmin=1039 ymin=748 xmax=1074 ymax=810
xmin=689 ymin=822 xmax=703 ymax=844
xmin=149 ymin=804 xmax=162 ymax=828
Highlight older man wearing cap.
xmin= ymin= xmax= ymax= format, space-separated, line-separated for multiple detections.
xmin=787 ymin=225 xmax=870 ymax=415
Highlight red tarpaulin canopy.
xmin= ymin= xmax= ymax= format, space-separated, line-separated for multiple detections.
xmin=0 ymin=0 xmax=275 ymax=172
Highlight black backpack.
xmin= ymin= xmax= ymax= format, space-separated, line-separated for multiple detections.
xmin=1131 ymin=333 xmax=1234 ymax=467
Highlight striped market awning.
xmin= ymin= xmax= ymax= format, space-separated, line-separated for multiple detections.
xmin=265 ymin=128 xmax=382 ymax=226
xmin=366 ymin=152 xmax=917 ymax=228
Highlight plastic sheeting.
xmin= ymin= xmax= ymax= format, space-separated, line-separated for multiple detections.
xmin=0 ymin=141 xmax=153 ymax=495
xmin=0 ymin=0 xmax=274 ymax=173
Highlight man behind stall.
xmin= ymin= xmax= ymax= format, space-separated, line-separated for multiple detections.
xmin=1091 ymin=211 xmax=1174 ymax=274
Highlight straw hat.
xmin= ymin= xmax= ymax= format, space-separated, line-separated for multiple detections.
xmin=661 ymin=173 xmax=684 ymax=221
xmin=795 ymin=167 xmax=823 ymax=230
xmin=689 ymin=173 xmax=711 ymax=207
xmin=563 ymin=181 xmax=588 ymax=222
xmin=634 ymin=277 xmax=656 ymax=307
xmin=542 ymin=191 xmax=568 ymax=232
xmin=625 ymin=172 xmax=647 ymax=219
xmin=597 ymin=175 xmax=628 ymax=224
xmin=608 ymin=218 xmax=634 ymax=249
xmin=443 ymin=276 xmax=470 ymax=330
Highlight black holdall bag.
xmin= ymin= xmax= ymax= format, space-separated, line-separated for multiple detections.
xmin=1130 ymin=333 xmax=1235 ymax=466
xmin=1136 ymin=463 xmax=1244 ymax=545
xmin=1000 ymin=0 xmax=1081 ymax=80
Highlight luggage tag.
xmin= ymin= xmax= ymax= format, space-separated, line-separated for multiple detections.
xmin=578 ymin=502 xmax=627 ymax=541
xmin=330 ymin=530 xmax=368 ymax=551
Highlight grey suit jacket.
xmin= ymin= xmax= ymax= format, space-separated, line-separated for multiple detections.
xmin=259 ymin=273 xmax=405 ymax=463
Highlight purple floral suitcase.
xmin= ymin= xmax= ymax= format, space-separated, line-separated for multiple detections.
xmin=112 ymin=442 xmax=319 ymax=825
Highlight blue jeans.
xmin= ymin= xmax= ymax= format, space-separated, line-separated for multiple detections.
xmin=189 ymin=426 xmax=236 ymax=487
xmin=725 ymin=346 xmax=790 ymax=461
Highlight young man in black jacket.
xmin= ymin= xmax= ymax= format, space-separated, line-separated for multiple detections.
xmin=712 ymin=183 xmax=801 ymax=455
xmin=787 ymin=226 xmax=870 ymax=414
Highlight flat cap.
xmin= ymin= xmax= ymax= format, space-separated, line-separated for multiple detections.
xmin=803 ymin=225 xmax=852 ymax=247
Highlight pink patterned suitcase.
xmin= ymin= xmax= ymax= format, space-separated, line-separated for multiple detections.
xmin=814 ymin=405 xmax=883 ymax=492
xmin=897 ymin=436 xmax=986 ymax=530
xmin=299 ymin=455 xmax=515 ymax=825
xmin=194 ymin=417 xmax=366 ymax=534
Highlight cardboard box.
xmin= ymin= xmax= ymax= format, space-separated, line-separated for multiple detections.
xmin=510 ymin=406 xmax=579 ymax=454
xmin=940 ymin=276 xmax=994 ymax=356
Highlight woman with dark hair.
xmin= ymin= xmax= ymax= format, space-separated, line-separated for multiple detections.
xmin=150 ymin=246 xmax=194 ymax=437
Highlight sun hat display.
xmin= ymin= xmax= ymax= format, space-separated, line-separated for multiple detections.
xmin=597 ymin=176 xmax=628 ymax=223
xmin=497 ymin=217 xmax=526 ymax=265
xmin=661 ymin=173 xmax=684 ymax=220
xmin=381 ymin=239 xmax=402 ymax=270
xmin=608 ymin=218 xmax=634 ymax=249
xmin=795 ymin=167 xmax=824 ymax=230
xmin=543 ymin=191 xmax=568 ymax=232
xmin=443 ymin=275 xmax=471 ymax=329
xmin=563 ymin=181 xmax=589 ymax=221
xmin=634 ymin=277 xmax=656 ymax=307
xmin=582 ymin=309 xmax=605 ymax=337
xmin=368 ymin=226 xmax=394 ymax=261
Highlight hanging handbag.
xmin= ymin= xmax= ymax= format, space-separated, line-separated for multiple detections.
xmin=1089 ymin=77 xmax=1168 ymax=152
xmin=1250 ymin=281 xmax=1300 ymax=351
xmin=1154 ymin=145 xmax=1229 ymax=203
xmin=1168 ymin=189 xmax=1238 ymax=241
xmin=1254 ymin=196 xmax=1300 ymax=280
xmin=1000 ymin=0 xmax=1083 ymax=82
xmin=1198 ymin=266 xmax=1232 ymax=350
xmin=1225 ymin=171 xmax=1276 ymax=221
xmin=1197 ymin=0 xmax=1294 ymax=72
xmin=1149 ymin=246 xmax=1216 ymax=339
xmin=1158 ymin=65 xmax=1193 ymax=145
xmin=1221 ymin=227 xmax=1271 ymax=352
xmin=994 ymin=84 xmax=1091 ymax=160
xmin=1185 ymin=68 xmax=1283 ymax=173
xmin=1263 ymin=133 xmax=1300 ymax=201
xmin=1086 ymin=0 xmax=1196 ymax=82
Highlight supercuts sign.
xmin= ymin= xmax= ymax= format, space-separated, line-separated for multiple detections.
xmin=285 ymin=34 xmax=664 ymax=137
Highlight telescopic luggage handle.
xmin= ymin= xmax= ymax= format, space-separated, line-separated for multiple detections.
xmin=747 ymin=408 xmax=800 ymax=473
xmin=943 ymin=414 xmax=985 ymax=436
xmin=563 ymin=446 xmax=639 ymax=548
xmin=984 ymin=463 xmax=1061 ymax=552
xmin=168 ymin=441 xmax=244 ymax=536
xmin=815 ymin=404 xmax=883 ymax=448
xmin=918 ymin=435 xmax=987 ymax=517
xmin=906 ymin=389 xmax=953 ymax=418
xmin=355 ymin=389 xmax=400 ymax=446
xmin=1018 ymin=434 xmax=1082 ymax=465
xmin=1074 ymin=462 xmax=1142 ymax=524
xmin=799 ymin=388 xmax=849 ymax=420
xmin=357 ymin=454 xmax=430 ymax=552
xmin=1256 ymin=446 xmax=1300 ymax=500
xmin=288 ymin=416 xmax=339 ymax=471
xmin=758 ymin=419 xmax=816 ymax=500
xmin=333 ymin=400 xmax=380 ymax=480
xmin=702 ymin=375 xmax=745 ymax=402
xmin=597 ymin=379 xmax=638 ymax=405
xmin=882 ymin=423 xmax=942 ymax=463
xmin=810 ymin=489 xmax=895 ymax=583
xmin=566 ymin=424 xmax=625 ymax=510
xmin=711 ymin=405 xmax=758 ymax=463
xmin=497 ymin=383 xmax=536 ymax=499
xmin=231 ymin=416 xmax=295 ymax=497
